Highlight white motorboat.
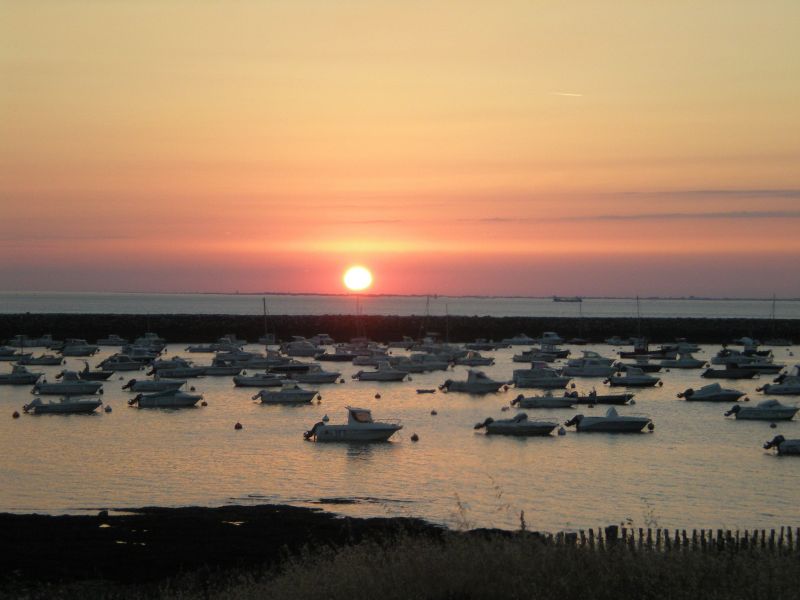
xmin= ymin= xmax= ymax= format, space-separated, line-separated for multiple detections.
xmin=252 ymin=382 xmax=318 ymax=404
xmin=660 ymin=352 xmax=706 ymax=369
xmin=60 ymin=339 xmax=100 ymax=357
xmin=510 ymin=393 xmax=575 ymax=409
xmin=98 ymin=354 xmax=144 ymax=371
xmin=454 ymin=351 xmax=495 ymax=367
xmin=15 ymin=353 xmax=64 ymax=366
xmin=23 ymin=396 xmax=102 ymax=415
xmin=32 ymin=371 xmax=103 ymax=396
xmin=677 ymin=383 xmax=745 ymax=402
xmin=605 ymin=367 xmax=661 ymax=387
xmin=122 ymin=377 xmax=186 ymax=392
xmin=200 ymin=358 xmax=242 ymax=376
xmin=97 ymin=334 xmax=129 ymax=346
xmin=757 ymin=376 xmax=800 ymax=395
xmin=474 ymin=413 xmax=558 ymax=436
xmin=512 ymin=365 xmax=571 ymax=389
xmin=564 ymin=407 xmax=653 ymax=433
xmin=352 ymin=362 xmax=407 ymax=382
xmin=293 ymin=364 xmax=341 ymax=384
xmin=725 ymin=400 xmax=798 ymax=421
xmin=562 ymin=357 xmax=616 ymax=378
xmin=763 ymin=435 xmax=800 ymax=455
xmin=281 ymin=337 xmax=320 ymax=357
xmin=233 ymin=372 xmax=286 ymax=387
xmin=128 ymin=389 xmax=202 ymax=408
xmin=441 ymin=370 xmax=505 ymax=394
xmin=303 ymin=407 xmax=402 ymax=442
xmin=0 ymin=365 xmax=43 ymax=385
xmin=500 ymin=333 xmax=537 ymax=346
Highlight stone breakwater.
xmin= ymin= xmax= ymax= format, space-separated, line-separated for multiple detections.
xmin=0 ymin=313 xmax=798 ymax=345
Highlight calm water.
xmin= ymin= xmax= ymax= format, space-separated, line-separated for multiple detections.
xmin=1 ymin=291 xmax=799 ymax=319
xmin=1 ymin=342 xmax=798 ymax=531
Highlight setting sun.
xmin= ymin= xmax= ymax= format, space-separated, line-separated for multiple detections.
xmin=343 ymin=266 xmax=373 ymax=291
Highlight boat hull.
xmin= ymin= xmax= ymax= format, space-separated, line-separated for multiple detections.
xmin=734 ymin=408 xmax=798 ymax=420
xmin=576 ymin=419 xmax=650 ymax=433
xmin=485 ymin=423 xmax=556 ymax=436
xmin=26 ymin=400 xmax=102 ymax=414
xmin=313 ymin=425 xmax=401 ymax=442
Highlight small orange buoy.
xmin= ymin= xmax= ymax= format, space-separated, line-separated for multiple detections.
xmin=201 ymin=401 xmax=208 ymax=406
xmin=374 ymin=393 xmax=381 ymax=399
xmin=410 ymin=433 xmax=419 ymax=442
xmin=104 ymin=405 xmax=112 ymax=413
xmin=12 ymin=411 xmax=20 ymax=419
xmin=339 ymin=378 xmax=345 ymax=383
xmin=317 ymin=394 xmax=322 ymax=401
xmin=234 ymin=422 xmax=243 ymax=430
xmin=430 ymin=409 xmax=437 ymax=416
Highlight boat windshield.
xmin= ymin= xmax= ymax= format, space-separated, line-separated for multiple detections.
xmin=349 ymin=409 xmax=373 ymax=423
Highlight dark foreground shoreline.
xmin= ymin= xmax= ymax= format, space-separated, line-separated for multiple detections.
xmin=0 ymin=504 xmax=441 ymax=585
xmin=3 ymin=505 xmax=799 ymax=599
xmin=1 ymin=313 xmax=798 ymax=344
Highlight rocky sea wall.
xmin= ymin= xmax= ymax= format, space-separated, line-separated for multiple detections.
xmin=1 ymin=313 xmax=798 ymax=344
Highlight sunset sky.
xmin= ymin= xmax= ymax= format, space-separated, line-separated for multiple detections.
xmin=2 ymin=1 xmax=799 ymax=296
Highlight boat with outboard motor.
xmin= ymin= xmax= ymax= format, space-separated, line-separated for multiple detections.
xmin=128 ymin=389 xmax=202 ymax=408
xmin=564 ymin=407 xmax=653 ymax=433
xmin=251 ymin=382 xmax=318 ymax=404
xmin=303 ymin=407 xmax=402 ymax=442
xmin=0 ymin=365 xmax=43 ymax=385
xmin=441 ymin=370 xmax=505 ymax=394
xmin=352 ymin=362 xmax=407 ymax=382
xmin=474 ymin=413 xmax=558 ymax=436
xmin=510 ymin=393 xmax=575 ymax=409
xmin=677 ymin=383 xmax=745 ymax=402
xmin=23 ymin=396 xmax=103 ymax=415
xmin=122 ymin=377 xmax=186 ymax=392
xmin=725 ymin=399 xmax=798 ymax=421
xmin=32 ymin=371 xmax=103 ymax=395
xmin=764 ymin=435 xmax=800 ymax=455
xmin=605 ymin=367 xmax=661 ymax=387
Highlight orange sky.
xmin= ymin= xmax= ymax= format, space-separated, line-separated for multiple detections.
xmin=2 ymin=1 xmax=799 ymax=296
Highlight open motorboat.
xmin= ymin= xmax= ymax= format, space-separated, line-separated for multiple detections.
xmin=128 ymin=389 xmax=202 ymax=408
xmin=562 ymin=357 xmax=616 ymax=378
xmin=23 ymin=396 xmax=102 ymax=415
xmin=565 ymin=407 xmax=653 ymax=433
xmin=617 ymin=358 xmax=662 ymax=373
xmin=15 ymin=353 xmax=64 ymax=366
xmin=303 ymin=407 xmax=402 ymax=442
xmin=233 ymin=372 xmax=286 ymax=387
xmin=757 ymin=376 xmax=800 ymax=395
xmin=122 ymin=376 xmax=186 ymax=392
xmin=764 ymin=435 xmax=800 ymax=455
xmin=605 ymin=367 xmax=661 ymax=387
xmin=77 ymin=361 xmax=114 ymax=381
xmin=293 ymin=364 xmax=341 ymax=384
xmin=660 ymin=352 xmax=706 ymax=369
xmin=563 ymin=390 xmax=634 ymax=405
xmin=59 ymin=339 xmax=100 ymax=357
xmin=701 ymin=366 xmax=758 ymax=379
xmin=500 ymin=333 xmax=537 ymax=346
xmin=352 ymin=362 xmax=407 ymax=382
xmin=512 ymin=365 xmax=571 ymax=389
xmin=199 ymin=358 xmax=242 ymax=376
xmin=510 ymin=393 xmax=575 ymax=409
xmin=454 ymin=351 xmax=495 ymax=367
xmin=33 ymin=371 xmax=103 ymax=395
xmin=441 ymin=370 xmax=505 ymax=394
xmin=98 ymin=354 xmax=144 ymax=371
xmin=677 ymin=383 xmax=744 ymax=402
xmin=252 ymin=382 xmax=318 ymax=404
xmin=0 ymin=365 xmax=43 ymax=385
xmin=725 ymin=400 xmax=798 ymax=421
xmin=97 ymin=334 xmax=128 ymax=346
xmin=474 ymin=413 xmax=558 ymax=436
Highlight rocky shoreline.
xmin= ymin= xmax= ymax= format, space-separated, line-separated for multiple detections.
xmin=1 ymin=313 xmax=797 ymax=345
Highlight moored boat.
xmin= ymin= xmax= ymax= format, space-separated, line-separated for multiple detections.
xmin=303 ymin=407 xmax=402 ymax=442
xmin=128 ymin=389 xmax=202 ymax=408
xmin=763 ymin=435 xmax=800 ymax=455
xmin=441 ymin=370 xmax=505 ymax=394
xmin=678 ymin=383 xmax=744 ymax=402
xmin=251 ymin=382 xmax=318 ymax=404
xmin=725 ymin=400 xmax=798 ymax=421
xmin=564 ymin=407 xmax=652 ymax=433
xmin=23 ymin=396 xmax=102 ymax=415
xmin=474 ymin=413 xmax=558 ymax=436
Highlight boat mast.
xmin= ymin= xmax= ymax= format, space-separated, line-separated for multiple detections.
xmin=636 ymin=295 xmax=641 ymax=338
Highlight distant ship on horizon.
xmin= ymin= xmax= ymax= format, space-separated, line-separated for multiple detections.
xmin=553 ymin=295 xmax=583 ymax=303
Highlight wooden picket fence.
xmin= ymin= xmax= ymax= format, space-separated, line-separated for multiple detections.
xmin=541 ymin=525 xmax=800 ymax=553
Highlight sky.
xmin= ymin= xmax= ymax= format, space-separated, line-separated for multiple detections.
xmin=2 ymin=1 xmax=799 ymax=297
